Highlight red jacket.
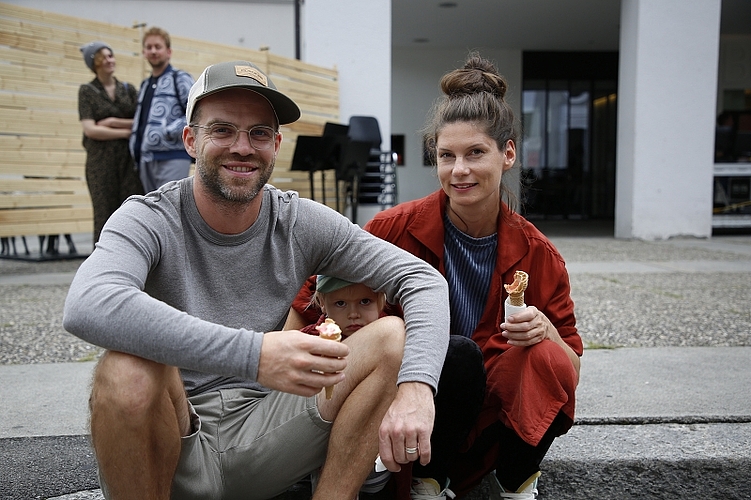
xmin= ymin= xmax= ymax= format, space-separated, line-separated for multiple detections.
xmin=364 ymin=190 xmax=582 ymax=495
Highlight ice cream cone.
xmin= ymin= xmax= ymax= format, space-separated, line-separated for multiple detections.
xmin=504 ymin=270 xmax=529 ymax=320
xmin=316 ymin=318 xmax=342 ymax=399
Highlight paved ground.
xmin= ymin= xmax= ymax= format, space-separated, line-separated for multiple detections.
xmin=1 ymin=225 xmax=750 ymax=499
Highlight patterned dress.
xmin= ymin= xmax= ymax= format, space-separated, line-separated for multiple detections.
xmin=78 ymin=78 xmax=144 ymax=242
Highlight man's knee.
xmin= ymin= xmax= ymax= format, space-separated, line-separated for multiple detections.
xmin=91 ymin=351 xmax=175 ymax=417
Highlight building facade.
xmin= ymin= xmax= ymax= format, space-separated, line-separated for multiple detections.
xmin=8 ymin=0 xmax=750 ymax=239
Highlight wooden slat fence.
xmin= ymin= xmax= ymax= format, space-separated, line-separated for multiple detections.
xmin=0 ymin=2 xmax=340 ymax=240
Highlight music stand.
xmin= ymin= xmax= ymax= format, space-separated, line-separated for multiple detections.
xmin=321 ymin=123 xmax=349 ymax=211
xmin=291 ymin=135 xmax=324 ymax=202
xmin=337 ymin=140 xmax=372 ymax=223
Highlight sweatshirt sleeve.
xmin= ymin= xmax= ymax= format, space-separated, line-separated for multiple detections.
xmin=62 ymin=200 xmax=264 ymax=382
xmin=292 ymin=200 xmax=451 ymax=393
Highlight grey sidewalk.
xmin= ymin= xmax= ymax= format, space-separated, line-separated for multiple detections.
xmin=1 ymin=229 xmax=750 ymax=499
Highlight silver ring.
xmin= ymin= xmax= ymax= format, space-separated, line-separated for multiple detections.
xmin=405 ymin=446 xmax=418 ymax=454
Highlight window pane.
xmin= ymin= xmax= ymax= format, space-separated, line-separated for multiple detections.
xmin=547 ymin=86 xmax=569 ymax=169
xmin=522 ymin=89 xmax=546 ymax=169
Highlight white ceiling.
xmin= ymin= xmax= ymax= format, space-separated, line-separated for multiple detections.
xmin=391 ymin=0 xmax=751 ymax=51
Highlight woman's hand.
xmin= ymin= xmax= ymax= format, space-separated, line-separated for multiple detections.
xmin=501 ymin=306 xmax=554 ymax=346
xmin=97 ymin=117 xmax=133 ymax=129
xmin=81 ymin=118 xmax=133 ymax=141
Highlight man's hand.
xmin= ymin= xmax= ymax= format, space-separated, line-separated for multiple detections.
xmin=257 ymin=330 xmax=349 ymax=396
xmin=377 ymin=381 xmax=435 ymax=472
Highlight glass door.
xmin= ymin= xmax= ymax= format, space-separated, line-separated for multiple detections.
xmin=520 ymin=79 xmax=616 ymax=220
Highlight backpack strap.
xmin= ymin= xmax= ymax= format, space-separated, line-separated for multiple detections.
xmin=172 ymin=70 xmax=187 ymax=114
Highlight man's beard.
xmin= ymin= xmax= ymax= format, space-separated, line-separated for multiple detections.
xmin=197 ymin=153 xmax=274 ymax=205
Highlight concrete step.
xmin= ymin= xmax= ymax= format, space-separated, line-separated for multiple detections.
xmin=6 ymin=421 xmax=749 ymax=499
xmin=3 ymin=347 xmax=750 ymax=499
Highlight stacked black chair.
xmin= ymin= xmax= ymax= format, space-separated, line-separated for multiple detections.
xmin=291 ymin=120 xmax=372 ymax=220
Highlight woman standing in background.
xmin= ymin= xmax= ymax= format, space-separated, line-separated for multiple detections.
xmin=78 ymin=41 xmax=143 ymax=242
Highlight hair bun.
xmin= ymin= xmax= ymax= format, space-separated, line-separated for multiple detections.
xmin=440 ymin=53 xmax=507 ymax=99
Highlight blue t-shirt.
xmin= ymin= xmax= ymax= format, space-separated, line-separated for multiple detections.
xmin=444 ymin=212 xmax=497 ymax=338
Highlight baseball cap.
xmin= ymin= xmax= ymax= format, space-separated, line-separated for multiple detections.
xmin=316 ymin=275 xmax=355 ymax=294
xmin=80 ymin=41 xmax=112 ymax=71
xmin=186 ymin=60 xmax=301 ymax=125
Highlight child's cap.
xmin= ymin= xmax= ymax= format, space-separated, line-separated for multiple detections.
xmin=316 ymin=275 xmax=354 ymax=294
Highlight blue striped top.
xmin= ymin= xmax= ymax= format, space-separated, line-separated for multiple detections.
xmin=444 ymin=213 xmax=498 ymax=338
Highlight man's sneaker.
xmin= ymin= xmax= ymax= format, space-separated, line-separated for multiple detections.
xmin=410 ymin=477 xmax=456 ymax=500
xmin=498 ymin=471 xmax=541 ymax=499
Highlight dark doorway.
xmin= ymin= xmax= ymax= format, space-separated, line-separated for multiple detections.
xmin=520 ymin=52 xmax=618 ymax=221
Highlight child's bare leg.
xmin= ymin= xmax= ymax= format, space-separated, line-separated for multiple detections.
xmin=313 ymin=316 xmax=405 ymax=499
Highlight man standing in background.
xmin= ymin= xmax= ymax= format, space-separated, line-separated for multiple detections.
xmin=130 ymin=27 xmax=195 ymax=193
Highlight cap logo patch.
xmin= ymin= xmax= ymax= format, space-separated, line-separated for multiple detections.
xmin=235 ymin=65 xmax=268 ymax=87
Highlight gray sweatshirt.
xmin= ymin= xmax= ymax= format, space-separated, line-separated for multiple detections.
xmin=63 ymin=178 xmax=449 ymax=396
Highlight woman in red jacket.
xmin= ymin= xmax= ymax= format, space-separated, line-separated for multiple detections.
xmin=364 ymin=53 xmax=582 ymax=500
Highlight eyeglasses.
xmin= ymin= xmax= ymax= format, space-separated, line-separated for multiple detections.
xmin=191 ymin=123 xmax=278 ymax=150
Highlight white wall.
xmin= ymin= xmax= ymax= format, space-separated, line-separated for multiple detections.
xmin=616 ymin=0 xmax=721 ymax=239
xmin=301 ymin=0 xmax=391 ymax=146
xmin=391 ymin=48 xmax=522 ymax=204
xmin=301 ymin=0 xmax=391 ymax=225
xmin=5 ymin=0 xmax=296 ymax=57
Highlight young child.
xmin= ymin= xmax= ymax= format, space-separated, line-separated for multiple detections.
xmin=303 ymin=275 xmax=391 ymax=497
xmin=302 ymin=275 xmax=387 ymax=338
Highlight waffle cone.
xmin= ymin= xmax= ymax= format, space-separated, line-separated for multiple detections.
xmin=316 ymin=319 xmax=342 ymax=399
xmin=508 ymin=293 xmax=525 ymax=307
xmin=504 ymin=271 xmax=529 ymax=308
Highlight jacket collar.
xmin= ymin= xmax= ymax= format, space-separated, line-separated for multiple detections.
xmin=405 ymin=191 xmax=446 ymax=261
xmin=405 ymin=190 xmax=531 ymax=274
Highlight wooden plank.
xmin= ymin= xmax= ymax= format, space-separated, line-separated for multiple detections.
xmin=0 ymin=50 xmax=142 ymax=84
xmin=284 ymin=122 xmax=328 ymax=136
xmin=0 ymin=178 xmax=88 ymax=192
xmin=0 ymin=135 xmax=84 ymax=151
xmin=0 ymin=193 xmax=92 ymax=209
xmin=0 ymin=92 xmax=80 ymax=111
xmin=0 ymin=164 xmax=85 ymax=177
xmin=0 ymin=111 xmax=82 ymax=136
xmin=0 ymin=149 xmax=86 ymax=167
xmin=268 ymin=53 xmax=338 ymax=79
xmin=0 ymin=17 xmax=140 ymax=48
xmin=0 ymin=30 xmax=137 ymax=63
xmin=0 ymin=219 xmax=93 ymax=238
xmin=0 ymin=206 xmax=92 ymax=223
xmin=0 ymin=78 xmax=81 ymax=96
xmin=269 ymin=65 xmax=339 ymax=91
xmin=0 ymin=44 xmax=104 ymax=73
xmin=0 ymin=3 xmax=137 ymax=39
xmin=283 ymin=92 xmax=340 ymax=113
